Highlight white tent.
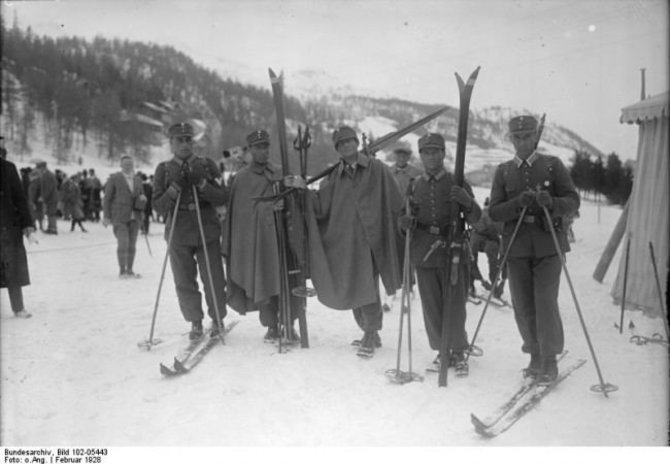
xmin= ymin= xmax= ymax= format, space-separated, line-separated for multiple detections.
xmin=612 ymin=91 xmax=669 ymax=317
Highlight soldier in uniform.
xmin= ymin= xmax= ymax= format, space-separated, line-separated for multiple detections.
xmin=398 ymin=133 xmax=481 ymax=376
xmin=223 ymin=129 xmax=299 ymax=342
xmin=152 ymin=122 xmax=228 ymax=340
xmin=489 ymin=115 xmax=580 ymax=382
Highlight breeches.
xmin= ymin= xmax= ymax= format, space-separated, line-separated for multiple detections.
xmin=507 ymin=255 xmax=564 ymax=356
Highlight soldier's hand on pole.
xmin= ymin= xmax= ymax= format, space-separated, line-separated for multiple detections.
xmin=450 ymin=185 xmax=473 ymax=208
xmin=167 ymin=182 xmax=182 ymax=200
xmin=536 ymin=190 xmax=553 ymax=209
xmin=517 ymin=190 xmax=535 ymax=208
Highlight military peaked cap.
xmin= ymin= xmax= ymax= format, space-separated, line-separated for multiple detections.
xmin=246 ymin=129 xmax=270 ymax=147
xmin=167 ymin=122 xmax=194 ymax=138
xmin=508 ymin=115 xmax=538 ymax=134
xmin=418 ymin=133 xmax=445 ymax=151
xmin=332 ymin=126 xmax=359 ymax=148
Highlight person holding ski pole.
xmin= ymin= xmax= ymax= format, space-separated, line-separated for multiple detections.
xmin=152 ymin=122 xmax=228 ymax=340
xmin=398 ymin=133 xmax=481 ymax=376
xmin=223 ymin=129 xmax=300 ymax=342
xmin=488 ymin=115 xmax=580 ymax=383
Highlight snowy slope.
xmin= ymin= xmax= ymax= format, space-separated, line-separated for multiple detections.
xmin=1 ymin=192 xmax=667 ymax=449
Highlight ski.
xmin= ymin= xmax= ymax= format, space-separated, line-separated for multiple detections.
xmin=471 ymin=358 xmax=586 ymax=438
xmin=471 ymin=352 xmax=568 ymax=429
xmin=438 ymin=66 xmax=481 ymax=388
xmin=269 ymin=68 xmax=310 ymax=350
xmin=160 ymin=321 xmax=239 ymax=377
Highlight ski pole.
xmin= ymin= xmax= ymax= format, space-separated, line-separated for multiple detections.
xmin=466 ymin=206 xmax=528 ymax=361
xmin=540 ymin=205 xmax=617 ymax=397
xmin=144 ymin=230 xmax=153 ymax=257
xmin=192 ymin=185 xmax=226 ymax=345
xmin=618 ymin=234 xmax=631 ymax=334
xmin=648 ymin=241 xmax=670 ymax=340
xmin=138 ymin=191 xmax=182 ymax=351
xmin=387 ymin=195 xmax=422 ymax=384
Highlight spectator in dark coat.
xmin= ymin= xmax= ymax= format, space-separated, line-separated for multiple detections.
xmin=1 ymin=156 xmax=36 ymax=318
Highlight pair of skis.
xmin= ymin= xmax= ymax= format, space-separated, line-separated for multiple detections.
xmin=159 ymin=321 xmax=239 ymax=377
xmin=470 ymin=354 xmax=586 ymax=437
xmin=469 ymin=292 xmax=511 ymax=308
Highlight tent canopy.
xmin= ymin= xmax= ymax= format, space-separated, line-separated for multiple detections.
xmin=611 ymin=91 xmax=668 ymax=315
xmin=620 ymin=91 xmax=669 ymax=124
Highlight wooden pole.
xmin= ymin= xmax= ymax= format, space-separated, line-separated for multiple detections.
xmin=592 ymin=201 xmax=629 ymax=282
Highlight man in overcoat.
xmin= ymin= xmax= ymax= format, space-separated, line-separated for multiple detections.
xmin=103 ymin=155 xmax=146 ymax=278
xmin=223 ymin=129 xmax=299 ymax=341
xmin=299 ymin=126 xmax=403 ymax=357
xmin=1 ymin=155 xmax=36 ymax=318
xmin=152 ymin=122 xmax=228 ymax=340
xmin=489 ymin=115 xmax=580 ymax=382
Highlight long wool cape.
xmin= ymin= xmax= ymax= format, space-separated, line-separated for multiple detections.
xmin=222 ymin=164 xmax=282 ymax=314
xmin=305 ymin=156 xmax=403 ymax=309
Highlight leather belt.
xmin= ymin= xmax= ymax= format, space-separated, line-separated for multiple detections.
xmin=416 ymin=222 xmax=449 ymax=236
xmin=178 ymin=203 xmax=197 ymax=211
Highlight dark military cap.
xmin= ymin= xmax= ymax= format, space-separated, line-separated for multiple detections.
xmin=508 ymin=115 xmax=538 ymax=134
xmin=167 ymin=122 xmax=195 ymax=138
xmin=418 ymin=133 xmax=445 ymax=151
xmin=332 ymin=126 xmax=359 ymax=148
xmin=246 ymin=129 xmax=270 ymax=147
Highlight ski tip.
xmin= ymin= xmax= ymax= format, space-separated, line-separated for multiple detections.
xmin=268 ymin=67 xmax=276 ymax=77
xmin=159 ymin=363 xmax=175 ymax=376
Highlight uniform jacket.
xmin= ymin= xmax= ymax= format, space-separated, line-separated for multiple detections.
xmin=103 ymin=171 xmax=145 ymax=225
xmin=0 ymin=158 xmax=32 ymax=288
xmin=407 ymin=169 xmax=481 ymax=268
xmin=305 ymin=154 xmax=403 ymax=309
xmin=152 ymin=155 xmax=227 ymax=246
xmin=222 ymin=162 xmax=282 ymax=313
xmin=488 ymin=152 xmax=580 ymax=258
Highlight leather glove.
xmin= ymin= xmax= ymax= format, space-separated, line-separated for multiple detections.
xmin=188 ymin=160 xmax=207 ymax=187
xmin=398 ymin=214 xmax=416 ymax=232
xmin=283 ymin=175 xmax=306 ymax=189
xmin=536 ymin=190 xmax=553 ymax=209
xmin=450 ymin=185 xmax=473 ymax=209
xmin=518 ymin=190 xmax=535 ymax=208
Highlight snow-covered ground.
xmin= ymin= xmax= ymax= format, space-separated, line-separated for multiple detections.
xmin=1 ymin=188 xmax=668 ymax=454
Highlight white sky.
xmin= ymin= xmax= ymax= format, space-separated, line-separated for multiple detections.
xmin=3 ymin=0 xmax=668 ymax=159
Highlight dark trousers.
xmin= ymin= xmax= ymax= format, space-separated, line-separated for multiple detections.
xmin=259 ymin=294 xmax=299 ymax=328
xmin=416 ymin=266 xmax=469 ymax=352
xmin=352 ymin=273 xmax=383 ymax=332
xmin=507 ymin=255 xmax=564 ymax=357
xmin=169 ymin=239 xmax=226 ymax=323
xmin=8 ymin=286 xmax=24 ymax=313
xmin=113 ymin=221 xmax=140 ymax=273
